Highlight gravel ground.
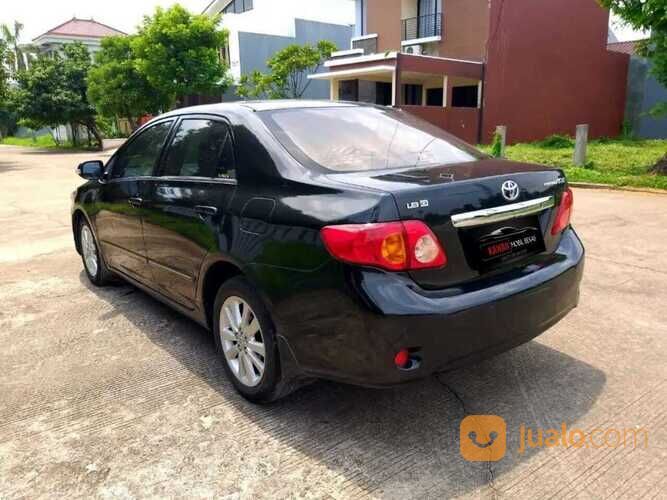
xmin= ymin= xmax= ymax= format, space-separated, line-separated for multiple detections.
xmin=1 ymin=144 xmax=665 ymax=499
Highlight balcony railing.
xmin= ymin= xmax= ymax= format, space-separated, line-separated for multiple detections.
xmin=351 ymin=36 xmax=378 ymax=55
xmin=401 ymin=13 xmax=442 ymax=41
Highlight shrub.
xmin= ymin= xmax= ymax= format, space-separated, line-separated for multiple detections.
xmin=535 ymin=134 xmax=574 ymax=148
xmin=490 ymin=131 xmax=503 ymax=158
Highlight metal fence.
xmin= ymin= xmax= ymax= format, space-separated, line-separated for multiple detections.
xmin=402 ymin=13 xmax=442 ymax=41
xmin=352 ymin=37 xmax=378 ymax=55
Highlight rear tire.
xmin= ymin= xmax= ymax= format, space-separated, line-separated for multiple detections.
xmin=213 ymin=276 xmax=292 ymax=403
xmin=78 ymin=218 xmax=113 ymax=287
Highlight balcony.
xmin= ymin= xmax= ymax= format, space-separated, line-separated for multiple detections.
xmin=351 ymin=34 xmax=378 ymax=55
xmin=401 ymin=13 xmax=442 ymax=42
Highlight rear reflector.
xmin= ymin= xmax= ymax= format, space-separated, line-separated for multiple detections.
xmin=394 ymin=349 xmax=410 ymax=368
xmin=320 ymin=220 xmax=446 ymax=271
xmin=551 ymin=188 xmax=574 ymax=235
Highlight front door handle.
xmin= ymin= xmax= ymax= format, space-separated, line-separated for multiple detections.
xmin=195 ymin=205 xmax=218 ymax=217
xmin=128 ymin=197 xmax=143 ymax=208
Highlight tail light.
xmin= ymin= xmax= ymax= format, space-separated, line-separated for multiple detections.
xmin=551 ymin=188 xmax=574 ymax=235
xmin=320 ymin=220 xmax=447 ymax=271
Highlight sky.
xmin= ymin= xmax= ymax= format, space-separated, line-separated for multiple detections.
xmin=0 ymin=0 xmax=648 ymax=43
xmin=0 ymin=0 xmax=208 ymax=41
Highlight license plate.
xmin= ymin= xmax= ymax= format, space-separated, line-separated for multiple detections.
xmin=479 ymin=227 xmax=544 ymax=265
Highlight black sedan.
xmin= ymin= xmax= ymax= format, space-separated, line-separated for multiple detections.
xmin=72 ymin=101 xmax=583 ymax=402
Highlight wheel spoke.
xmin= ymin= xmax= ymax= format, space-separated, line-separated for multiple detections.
xmin=241 ymin=302 xmax=251 ymax=328
xmin=223 ymin=305 xmax=237 ymax=331
xmin=247 ymin=350 xmax=265 ymax=373
xmin=224 ymin=343 xmax=239 ymax=359
xmin=247 ymin=340 xmax=265 ymax=357
xmin=242 ymin=352 xmax=256 ymax=382
xmin=220 ymin=327 xmax=236 ymax=342
xmin=245 ymin=317 xmax=260 ymax=338
xmin=237 ymin=353 xmax=247 ymax=381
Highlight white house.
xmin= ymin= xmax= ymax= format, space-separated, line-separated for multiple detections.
xmin=32 ymin=17 xmax=125 ymax=58
xmin=202 ymin=0 xmax=355 ymax=99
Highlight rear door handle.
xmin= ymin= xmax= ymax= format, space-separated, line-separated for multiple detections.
xmin=195 ymin=205 xmax=218 ymax=217
xmin=128 ymin=197 xmax=143 ymax=208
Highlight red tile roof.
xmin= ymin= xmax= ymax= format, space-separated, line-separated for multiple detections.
xmin=607 ymin=40 xmax=644 ymax=55
xmin=34 ymin=17 xmax=126 ymax=41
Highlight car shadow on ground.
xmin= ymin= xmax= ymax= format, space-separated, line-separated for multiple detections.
xmin=80 ymin=272 xmax=606 ymax=497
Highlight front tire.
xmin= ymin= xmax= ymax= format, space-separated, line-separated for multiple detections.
xmin=213 ymin=277 xmax=288 ymax=403
xmin=78 ymin=218 xmax=113 ymax=286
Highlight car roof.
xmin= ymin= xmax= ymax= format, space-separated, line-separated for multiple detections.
xmin=160 ymin=100 xmax=361 ymax=118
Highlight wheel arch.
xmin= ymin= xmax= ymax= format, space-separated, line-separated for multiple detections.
xmin=72 ymin=208 xmax=91 ymax=255
xmin=199 ymin=259 xmax=244 ymax=330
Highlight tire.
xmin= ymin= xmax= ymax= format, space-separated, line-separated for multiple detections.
xmin=213 ymin=276 xmax=291 ymax=403
xmin=78 ymin=218 xmax=114 ymax=287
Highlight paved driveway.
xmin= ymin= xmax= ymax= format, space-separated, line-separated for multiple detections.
xmin=1 ymin=145 xmax=665 ymax=499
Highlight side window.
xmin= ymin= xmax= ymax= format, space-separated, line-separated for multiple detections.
xmin=162 ymin=119 xmax=236 ymax=179
xmin=111 ymin=121 xmax=173 ymax=179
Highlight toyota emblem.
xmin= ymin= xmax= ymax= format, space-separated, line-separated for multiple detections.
xmin=501 ymin=180 xmax=520 ymax=201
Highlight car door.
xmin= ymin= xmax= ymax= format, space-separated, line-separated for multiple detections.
xmin=142 ymin=116 xmax=238 ymax=309
xmin=95 ymin=120 xmax=174 ymax=283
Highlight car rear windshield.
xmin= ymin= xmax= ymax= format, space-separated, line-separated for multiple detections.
xmin=260 ymin=106 xmax=485 ymax=172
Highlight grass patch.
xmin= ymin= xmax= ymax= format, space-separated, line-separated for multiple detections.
xmin=0 ymin=135 xmax=99 ymax=150
xmin=480 ymin=138 xmax=667 ymax=190
xmin=1 ymin=135 xmax=60 ymax=148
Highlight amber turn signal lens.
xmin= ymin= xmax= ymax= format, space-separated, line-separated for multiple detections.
xmin=381 ymin=232 xmax=407 ymax=265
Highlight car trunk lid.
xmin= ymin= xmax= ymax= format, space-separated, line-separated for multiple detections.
xmin=327 ymin=159 xmax=568 ymax=289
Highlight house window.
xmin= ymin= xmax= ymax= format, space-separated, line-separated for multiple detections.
xmin=426 ymin=88 xmax=444 ymax=106
xmin=402 ymin=84 xmax=423 ymax=105
xmin=222 ymin=0 xmax=253 ymax=15
xmin=451 ymin=86 xmax=479 ymax=108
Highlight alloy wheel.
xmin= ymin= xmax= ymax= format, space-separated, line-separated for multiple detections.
xmin=219 ymin=296 xmax=266 ymax=387
xmin=80 ymin=224 xmax=99 ymax=277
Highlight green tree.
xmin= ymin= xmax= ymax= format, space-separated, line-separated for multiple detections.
xmin=132 ymin=5 xmax=230 ymax=107
xmin=0 ymin=39 xmax=9 ymax=104
xmin=12 ymin=43 xmax=102 ymax=149
xmin=600 ymin=1 xmax=666 ymax=116
xmin=238 ymin=40 xmax=337 ymax=99
xmin=88 ymin=35 xmax=169 ymax=131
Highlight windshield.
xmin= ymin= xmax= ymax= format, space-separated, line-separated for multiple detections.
xmin=260 ymin=106 xmax=484 ymax=172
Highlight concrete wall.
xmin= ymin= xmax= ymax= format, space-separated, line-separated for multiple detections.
xmin=625 ymin=57 xmax=667 ymax=139
xmin=439 ymin=0 xmax=489 ymax=61
xmin=482 ymin=0 xmax=629 ymax=143
xmin=237 ymin=19 xmax=353 ymax=100
xmin=365 ymin=0 xmax=488 ymax=60
xmin=367 ymin=0 xmax=402 ymax=52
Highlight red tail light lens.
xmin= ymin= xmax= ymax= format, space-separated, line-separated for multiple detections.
xmin=320 ymin=221 xmax=447 ymax=271
xmin=551 ymin=188 xmax=574 ymax=235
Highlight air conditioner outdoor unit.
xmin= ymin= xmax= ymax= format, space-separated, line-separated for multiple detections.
xmin=404 ymin=44 xmax=424 ymax=55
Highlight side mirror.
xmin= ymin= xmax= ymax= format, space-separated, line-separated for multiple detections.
xmin=77 ymin=160 xmax=104 ymax=180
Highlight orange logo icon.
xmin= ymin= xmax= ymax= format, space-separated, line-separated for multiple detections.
xmin=460 ymin=415 xmax=507 ymax=461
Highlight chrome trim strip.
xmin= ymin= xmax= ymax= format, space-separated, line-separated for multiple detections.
xmin=451 ymin=196 xmax=555 ymax=228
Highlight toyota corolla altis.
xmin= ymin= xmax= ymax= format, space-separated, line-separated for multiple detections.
xmin=72 ymin=101 xmax=583 ymax=402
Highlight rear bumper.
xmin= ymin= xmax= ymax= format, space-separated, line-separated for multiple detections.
xmin=280 ymin=228 xmax=584 ymax=387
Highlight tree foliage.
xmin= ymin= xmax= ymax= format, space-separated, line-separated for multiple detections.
xmin=0 ymin=21 xmax=38 ymax=74
xmin=600 ymin=0 xmax=667 ymax=115
xmin=132 ymin=5 xmax=230 ymax=106
xmin=88 ymin=35 xmax=170 ymax=130
xmin=0 ymin=39 xmax=9 ymax=104
xmin=237 ymin=40 xmax=337 ymax=99
xmin=12 ymin=43 xmax=102 ymax=148
xmin=599 ymin=1 xmax=666 ymax=32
